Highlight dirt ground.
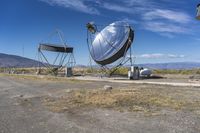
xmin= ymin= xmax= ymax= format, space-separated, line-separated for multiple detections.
xmin=0 ymin=74 xmax=200 ymax=133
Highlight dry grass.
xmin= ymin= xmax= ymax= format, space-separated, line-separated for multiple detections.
xmin=153 ymin=69 xmax=200 ymax=75
xmin=43 ymin=88 xmax=197 ymax=113
xmin=0 ymin=73 xmax=83 ymax=83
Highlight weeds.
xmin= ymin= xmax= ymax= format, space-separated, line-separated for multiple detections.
xmin=43 ymin=88 xmax=195 ymax=113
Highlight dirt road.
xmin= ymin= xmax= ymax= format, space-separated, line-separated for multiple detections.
xmin=0 ymin=75 xmax=200 ymax=133
xmin=74 ymin=76 xmax=200 ymax=87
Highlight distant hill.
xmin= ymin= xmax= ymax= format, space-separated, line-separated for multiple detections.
xmin=138 ymin=62 xmax=200 ymax=70
xmin=1 ymin=53 xmax=200 ymax=69
xmin=0 ymin=53 xmax=39 ymax=68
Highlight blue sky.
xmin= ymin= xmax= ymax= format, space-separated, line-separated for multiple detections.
xmin=1 ymin=0 xmax=200 ymax=65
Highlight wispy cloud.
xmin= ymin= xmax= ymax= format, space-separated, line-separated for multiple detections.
xmin=102 ymin=3 xmax=133 ymax=14
xmin=167 ymin=54 xmax=185 ymax=58
xmin=123 ymin=0 xmax=151 ymax=5
xmin=106 ymin=1 xmax=192 ymax=37
xmin=139 ymin=53 xmax=165 ymax=59
xmin=141 ymin=8 xmax=192 ymax=37
xmin=122 ymin=0 xmax=156 ymax=8
xmin=138 ymin=53 xmax=185 ymax=59
xmin=100 ymin=1 xmax=192 ymax=37
xmin=159 ymin=33 xmax=175 ymax=38
xmin=143 ymin=22 xmax=189 ymax=34
xmin=122 ymin=18 xmax=139 ymax=24
xmin=39 ymin=0 xmax=194 ymax=38
xmin=142 ymin=9 xmax=191 ymax=24
xmin=194 ymin=38 xmax=200 ymax=41
xmin=40 ymin=0 xmax=100 ymax=14
xmin=101 ymin=0 xmax=153 ymax=14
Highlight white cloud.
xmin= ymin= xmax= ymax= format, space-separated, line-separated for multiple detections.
xmin=124 ymin=0 xmax=148 ymax=5
xmin=39 ymin=0 xmax=194 ymax=38
xmin=101 ymin=1 xmax=153 ymax=14
xmin=40 ymin=0 xmax=100 ymax=14
xmin=138 ymin=53 xmax=185 ymax=59
xmin=122 ymin=18 xmax=139 ymax=24
xmin=194 ymin=38 xmax=200 ymax=41
xmin=139 ymin=53 xmax=165 ymax=58
xmin=100 ymin=1 xmax=192 ymax=37
xmin=123 ymin=0 xmax=156 ymax=8
xmin=143 ymin=9 xmax=191 ymax=24
xmin=140 ymin=8 xmax=192 ymax=37
xmin=102 ymin=3 xmax=133 ymax=13
xmin=159 ymin=33 xmax=175 ymax=38
xmin=168 ymin=54 xmax=185 ymax=58
xmin=143 ymin=21 xmax=189 ymax=34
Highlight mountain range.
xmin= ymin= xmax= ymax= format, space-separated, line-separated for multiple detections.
xmin=0 ymin=53 xmax=39 ymax=68
xmin=1 ymin=53 xmax=200 ymax=69
xmin=138 ymin=62 xmax=200 ymax=70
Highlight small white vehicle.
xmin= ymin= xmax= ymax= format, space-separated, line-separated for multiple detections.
xmin=140 ymin=68 xmax=152 ymax=78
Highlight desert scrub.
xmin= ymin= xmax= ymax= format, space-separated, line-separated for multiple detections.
xmin=153 ymin=69 xmax=200 ymax=75
xmin=0 ymin=73 xmax=85 ymax=83
xmin=43 ymin=88 xmax=191 ymax=113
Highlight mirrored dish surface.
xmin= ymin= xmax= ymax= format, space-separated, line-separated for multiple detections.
xmin=90 ymin=21 xmax=134 ymax=65
xmin=39 ymin=44 xmax=73 ymax=53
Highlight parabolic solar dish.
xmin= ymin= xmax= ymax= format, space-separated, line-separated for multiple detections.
xmin=39 ymin=43 xmax=73 ymax=53
xmin=89 ymin=21 xmax=134 ymax=66
xmin=37 ymin=29 xmax=76 ymax=76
